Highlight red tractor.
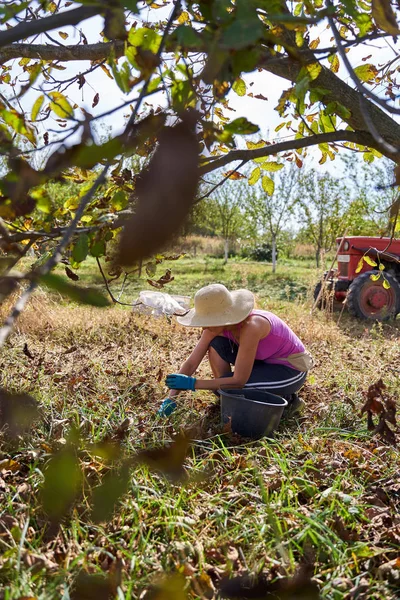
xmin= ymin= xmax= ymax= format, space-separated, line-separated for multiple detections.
xmin=314 ymin=236 xmax=400 ymax=320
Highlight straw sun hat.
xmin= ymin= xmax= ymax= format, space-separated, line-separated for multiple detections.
xmin=177 ymin=284 xmax=255 ymax=327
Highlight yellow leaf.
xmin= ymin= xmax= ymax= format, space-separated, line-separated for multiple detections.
xmin=372 ymin=0 xmax=400 ymax=35
xmin=262 ymin=175 xmax=274 ymax=196
xmin=329 ymin=54 xmax=340 ymax=73
xmin=379 ymin=263 xmax=385 ymax=271
xmin=49 ymin=92 xmax=73 ymax=118
xmin=248 ymin=167 xmax=261 ymax=185
xmin=309 ymin=37 xmax=320 ymax=50
xmin=177 ymin=10 xmax=190 ymax=24
xmin=306 ymin=62 xmax=322 ymax=80
xmin=354 ymin=63 xmax=378 ymax=83
xmin=246 ymin=139 xmax=266 ymax=149
xmin=370 ymin=273 xmax=381 ymax=281
xmin=355 ymin=259 xmax=364 ymax=273
xmin=31 ymin=94 xmax=44 ymax=122
xmin=382 ymin=278 xmax=391 ymax=289
xmin=58 ymin=31 xmax=69 ymax=40
xmin=364 ymin=255 xmax=377 ymax=267
xmin=232 ymin=77 xmax=246 ymax=96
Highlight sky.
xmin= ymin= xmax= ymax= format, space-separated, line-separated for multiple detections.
xmin=4 ymin=1 xmax=400 ymax=174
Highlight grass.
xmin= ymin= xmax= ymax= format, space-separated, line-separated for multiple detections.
xmin=0 ymin=256 xmax=399 ymax=599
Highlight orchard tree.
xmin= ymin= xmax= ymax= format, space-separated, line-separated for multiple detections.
xmin=196 ymin=178 xmax=245 ymax=263
xmin=296 ymin=171 xmax=350 ymax=267
xmin=341 ymin=153 xmax=398 ymax=234
xmin=2 ymin=0 xmax=400 ymax=343
xmin=245 ymin=161 xmax=299 ymax=272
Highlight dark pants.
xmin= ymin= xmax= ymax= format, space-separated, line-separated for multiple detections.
xmin=209 ymin=336 xmax=307 ymax=397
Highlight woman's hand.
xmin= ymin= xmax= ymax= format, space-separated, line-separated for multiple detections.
xmin=165 ymin=374 xmax=196 ymax=391
xmin=157 ymin=398 xmax=177 ymax=417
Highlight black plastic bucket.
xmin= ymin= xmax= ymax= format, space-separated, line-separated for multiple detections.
xmin=219 ymin=388 xmax=288 ymax=439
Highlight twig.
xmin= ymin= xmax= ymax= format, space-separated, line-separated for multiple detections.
xmin=326 ymin=0 xmax=400 ymax=155
xmin=196 ymin=160 xmax=247 ymax=204
xmin=95 ymin=258 xmax=133 ymax=307
xmin=0 ymin=166 xmax=109 ymax=348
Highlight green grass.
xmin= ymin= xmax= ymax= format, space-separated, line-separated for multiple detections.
xmin=0 ymin=257 xmax=399 ymax=599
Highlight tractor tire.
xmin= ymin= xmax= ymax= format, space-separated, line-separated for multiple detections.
xmin=347 ymin=272 xmax=400 ymax=320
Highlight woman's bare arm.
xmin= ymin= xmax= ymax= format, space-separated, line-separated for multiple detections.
xmin=168 ymin=329 xmax=217 ymax=397
xmin=194 ymin=320 xmax=263 ymax=390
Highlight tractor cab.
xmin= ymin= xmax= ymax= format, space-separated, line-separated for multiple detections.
xmin=315 ymin=236 xmax=400 ymax=320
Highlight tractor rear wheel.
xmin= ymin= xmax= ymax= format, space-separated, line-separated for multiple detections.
xmin=347 ymin=272 xmax=400 ymax=320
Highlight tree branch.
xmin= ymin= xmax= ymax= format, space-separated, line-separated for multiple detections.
xmin=0 ymin=40 xmax=124 ymax=63
xmin=199 ymin=131 xmax=370 ymax=175
xmin=0 ymin=6 xmax=100 ymax=47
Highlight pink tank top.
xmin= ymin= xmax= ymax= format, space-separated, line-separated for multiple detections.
xmin=223 ymin=309 xmax=305 ymax=370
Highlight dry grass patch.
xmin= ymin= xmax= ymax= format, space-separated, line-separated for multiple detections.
xmin=0 ymin=293 xmax=399 ymax=600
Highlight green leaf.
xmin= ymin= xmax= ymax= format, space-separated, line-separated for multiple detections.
xmin=260 ymin=162 xmax=284 ymax=172
xmin=31 ymin=189 xmax=51 ymax=213
xmin=109 ymin=56 xmax=130 ymax=93
xmin=74 ymin=138 xmax=123 ymax=170
xmin=355 ymin=13 xmax=373 ymax=36
xmin=319 ymin=111 xmax=336 ymax=133
xmin=262 ymin=175 xmax=274 ymax=196
xmin=175 ymin=24 xmax=203 ymax=49
xmin=111 ymin=190 xmax=128 ymax=211
xmin=49 ymin=92 xmax=73 ymax=118
xmin=325 ymin=101 xmax=351 ymax=120
xmin=220 ymin=0 xmax=263 ymax=49
xmin=90 ymin=240 xmax=106 ymax=258
xmin=31 ymin=94 xmax=44 ymax=122
xmin=0 ymin=108 xmax=36 ymax=144
xmin=41 ymin=448 xmax=81 ymax=520
xmin=128 ymin=27 xmax=161 ymax=52
xmin=232 ymin=77 xmax=246 ymax=96
xmin=72 ymin=234 xmax=89 ymax=263
xmin=171 ymin=79 xmax=196 ymax=111
xmin=248 ymin=167 xmax=261 ymax=185
xmin=223 ymin=117 xmax=259 ymax=135
xmin=363 ymin=151 xmax=375 ymax=163
xmin=354 ymin=64 xmax=378 ymax=83
xmin=40 ymin=273 xmax=110 ymax=307
xmin=91 ymin=463 xmax=131 ymax=523
xmin=309 ymin=87 xmax=330 ymax=103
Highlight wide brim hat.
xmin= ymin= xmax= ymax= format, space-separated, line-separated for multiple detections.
xmin=177 ymin=284 xmax=254 ymax=327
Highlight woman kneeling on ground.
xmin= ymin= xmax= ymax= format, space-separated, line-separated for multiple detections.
xmin=158 ymin=284 xmax=313 ymax=417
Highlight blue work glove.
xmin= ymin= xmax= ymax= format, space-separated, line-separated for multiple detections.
xmin=157 ymin=398 xmax=177 ymax=417
xmin=165 ymin=374 xmax=196 ymax=391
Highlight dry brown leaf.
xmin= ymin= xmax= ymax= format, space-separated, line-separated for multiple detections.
xmin=118 ymin=111 xmax=199 ymax=264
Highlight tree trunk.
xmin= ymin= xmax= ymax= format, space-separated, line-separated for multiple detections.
xmin=224 ymin=239 xmax=229 ymax=264
xmin=316 ymin=246 xmax=321 ymax=268
xmin=272 ymin=234 xmax=277 ymax=273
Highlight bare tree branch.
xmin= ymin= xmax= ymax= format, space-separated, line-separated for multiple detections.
xmin=0 ymin=40 xmax=124 ymax=63
xmin=0 ymin=6 xmax=100 ymax=47
xmin=199 ymin=131 xmax=371 ymax=175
